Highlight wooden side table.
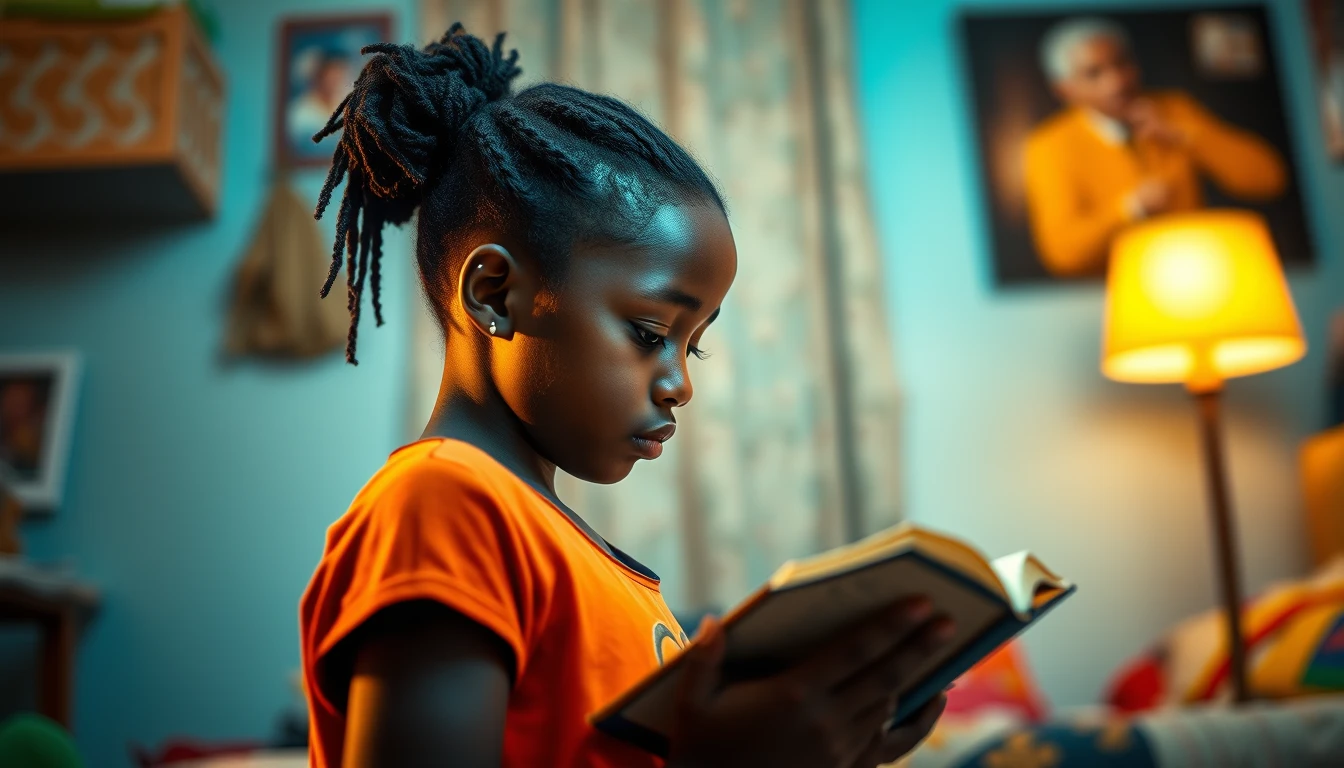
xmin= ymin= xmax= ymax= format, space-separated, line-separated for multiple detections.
xmin=0 ymin=558 xmax=98 ymax=730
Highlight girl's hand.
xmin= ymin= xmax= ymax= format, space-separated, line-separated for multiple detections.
xmin=667 ymin=600 xmax=954 ymax=768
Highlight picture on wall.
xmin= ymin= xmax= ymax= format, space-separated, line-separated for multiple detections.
xmin=1330 ymin=308 xmax=1344 ymax=426
xmin=275 ymin=13 xmax=392 ymax=168
xmin=1307 ymin=0 xmax=1344 ymax=160
xmin=960 ymin=6 xmax=1314 ymax=286
xmin=0 ymin=353 xmax=81 ymax=511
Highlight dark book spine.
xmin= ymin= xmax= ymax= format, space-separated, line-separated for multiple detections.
xmin=890 ymin=586 xmax=1074 ymax=726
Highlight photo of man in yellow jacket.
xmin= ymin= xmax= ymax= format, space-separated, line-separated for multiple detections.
xmin=1024 ymin=17 xmax=1287 ymax=277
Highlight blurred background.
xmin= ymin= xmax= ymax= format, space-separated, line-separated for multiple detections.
xmin=1 ymin=0 xmax=1342 ymax=766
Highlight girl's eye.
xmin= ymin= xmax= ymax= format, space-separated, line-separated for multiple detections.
xmin=633 ymin=326 xmax=665 ymax=348
xmin=632 ymin=324 xmax=710 ymax=360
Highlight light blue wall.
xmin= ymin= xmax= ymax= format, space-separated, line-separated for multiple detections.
xmin=2 ymin=2 xmax=416 ymax=765
xmin=5 ymin=0 xmax=1343 ymax=762
xmin=855 ymin=0 xmax=1344 ymax=706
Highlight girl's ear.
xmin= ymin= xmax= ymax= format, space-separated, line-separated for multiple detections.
xmin=458 ymin=244 xmax=520 ymax=340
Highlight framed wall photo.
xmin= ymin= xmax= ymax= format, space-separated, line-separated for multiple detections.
xmin=275 ymin=13 xmax=393 ymax=168
xmin=0 ymin=352 xmax=81 ymax=512
xmin=1330 ymin=308 xmax=1344 ymax=426
xmin=1307 ymin=0 xmax=1344 ymax=160
xmin=960 ymin=5 xmax=1314 ymax=287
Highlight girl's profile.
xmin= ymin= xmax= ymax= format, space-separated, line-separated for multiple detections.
xmin=299 ymin=23 xmax=951 ymax=768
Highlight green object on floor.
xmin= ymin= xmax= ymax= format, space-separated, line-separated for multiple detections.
xmin=0 ymin=714 xmax=84 ymax=768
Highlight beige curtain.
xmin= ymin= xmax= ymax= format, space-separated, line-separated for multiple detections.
xmin=411 ymin=0 xmax=903 ymax=614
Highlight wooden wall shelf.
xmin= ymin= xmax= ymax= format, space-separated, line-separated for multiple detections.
xmin=0 ymin=7 xmax=225 ymax=224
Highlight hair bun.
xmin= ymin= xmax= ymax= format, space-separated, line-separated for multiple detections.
xmin=310 ymin=24 xmax=521 ymax=364
xmin=312 ymin=23 xmax=521 ymax=217
xmin=425 ymin=23 xmax=521 ymax=103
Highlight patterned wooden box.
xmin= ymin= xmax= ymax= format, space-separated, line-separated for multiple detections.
xmin=0 ymin=6 xmax=224 ymax=222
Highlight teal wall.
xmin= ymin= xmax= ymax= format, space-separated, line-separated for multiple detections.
xmin=3 ymin=1 xmax=415 ymax=765
xmin=3 ymin=0 xmax=1342 ymax=763
xmin=855 ymin=0 xmax=1344 ymax=706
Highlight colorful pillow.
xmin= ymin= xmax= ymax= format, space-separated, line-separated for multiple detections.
xmin=895 ymin=643 xmax=1050 ymax=768
xmin=951 ymin=714 xmax=1157 ymax=768
xmin=1105 ymin=557 xmax=1344 ymax=711
xmin=945 ymin=641 xmax=1050 ymax=723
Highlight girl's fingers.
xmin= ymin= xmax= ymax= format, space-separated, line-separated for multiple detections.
xmin=674 ymin=615 xmax=725 ymax=714
xmin=792 ymin=598 xmax=933 ymax=690
xmin=846 ymin=724 xmax=888 ymax=768
xmin=869 ymin=693 xmax=947 ymax=766
xmin=830 ymin=616 xmax=954 ymax=720
xmin=839 ymin=695 xmax=899 ymax=767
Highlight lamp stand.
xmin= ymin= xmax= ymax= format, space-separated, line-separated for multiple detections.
xmin=1192 ymin=388 xmax=1250 ymax=704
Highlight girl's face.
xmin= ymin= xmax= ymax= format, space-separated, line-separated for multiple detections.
xmin=495 ymin=202 xmax=737 ymax=484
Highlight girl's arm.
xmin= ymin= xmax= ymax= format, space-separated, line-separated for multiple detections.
xmin=339 ymin=598 xmax=948 ymax=768
xmin=342 ymin=600 xmax=515 ymax=768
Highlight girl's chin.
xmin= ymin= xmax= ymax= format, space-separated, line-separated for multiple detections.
xmin=558 ymin=455 xmax=637 ymax=486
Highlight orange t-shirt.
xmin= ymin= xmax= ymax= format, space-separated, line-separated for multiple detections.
xmin=300 ymin=438 xmax=688 ymax=767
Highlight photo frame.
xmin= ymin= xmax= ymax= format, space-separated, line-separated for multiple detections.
xmin=960 ymin=5 xmax=1314 ymax=286
xmin=0 ymin=352 xmax=81 ymax=512
xmin=274 ymin=13 xmax=393 ymax=169
xmin=1330 ymin=308 xmax=1344 ymax=427
xmin=1307 ymin=0 xmax=1344 ymax=160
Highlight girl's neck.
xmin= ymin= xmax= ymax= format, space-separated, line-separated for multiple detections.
xmin=422 ymin=396 xmax=556 ymax=493
xmin=420 ymin=366 xmax=559 ymax=501
xmin=421 ymin=370 xmax=616 ymax=559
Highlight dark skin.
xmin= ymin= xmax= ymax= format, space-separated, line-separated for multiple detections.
xmin=342 ymin=200 xmax=954 ymax=767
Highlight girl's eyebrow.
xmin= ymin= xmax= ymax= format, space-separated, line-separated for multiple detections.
xmin=643 ymin=287 xmax=702 ymax=312
xmin=640 ymin=287 xmax=719 ymax=326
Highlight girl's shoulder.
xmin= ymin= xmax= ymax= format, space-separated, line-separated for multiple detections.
xmin=376 ymin=437 xmax=509 ymax=489
xmin=327 ymin=438 xmax=552 ymax=548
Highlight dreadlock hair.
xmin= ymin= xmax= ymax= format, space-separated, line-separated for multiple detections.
xmin=313 ymin=23 xmax=724 ymax=364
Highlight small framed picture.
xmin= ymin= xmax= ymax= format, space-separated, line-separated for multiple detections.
xmin=1191 ymin=13 xmax=1265 ymax=78
xmin=1329 ymin=308 xmax=1344 ymax=426
xmin=275 ymin=13 xmax=393 ymax=168
xmin=0 ymin=352 xmax=81 ymax=511
xmin=1307 ymin=0 xmax=1344 ymax=161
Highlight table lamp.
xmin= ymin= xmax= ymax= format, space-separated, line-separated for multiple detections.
xmin=1101 ymin=209 xmax=1306 ymax=704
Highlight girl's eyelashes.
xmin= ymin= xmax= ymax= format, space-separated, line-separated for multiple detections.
xmin=631 ymin=323 xmax=711 ymax=361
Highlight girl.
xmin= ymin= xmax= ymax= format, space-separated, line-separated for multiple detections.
xmin=300 ymin=24 xmax=953 ymax=768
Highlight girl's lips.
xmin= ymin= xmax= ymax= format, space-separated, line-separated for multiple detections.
xmin=636 ymin=423 xmax=676 ymax=443
xmin=632 ymin=436 xmax=664 ymax=460
xmin=631 ymin=424 xmax=674 ymax=459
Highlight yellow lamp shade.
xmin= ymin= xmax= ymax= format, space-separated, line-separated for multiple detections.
xmin=1102 ymin=210 xmax=1305 ymax=389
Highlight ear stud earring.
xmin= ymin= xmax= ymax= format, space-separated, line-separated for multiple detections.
xmin=489 ymin=321 xmax=497 ymax=336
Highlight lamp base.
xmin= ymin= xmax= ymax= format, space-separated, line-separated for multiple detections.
xmin=1192 ymin=388 xmax=1250 ymax=704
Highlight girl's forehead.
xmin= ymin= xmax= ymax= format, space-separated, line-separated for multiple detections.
xmin=634 ymin=204 xmax=710 ymax=252
xmin=596 ymin=202 xmax=737 ymax=282
xmin=566 ymin=203 xmax=735 ymax=315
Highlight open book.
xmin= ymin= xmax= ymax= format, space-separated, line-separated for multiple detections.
xmin=590 ymin=523 xmax=1075 ymax=757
